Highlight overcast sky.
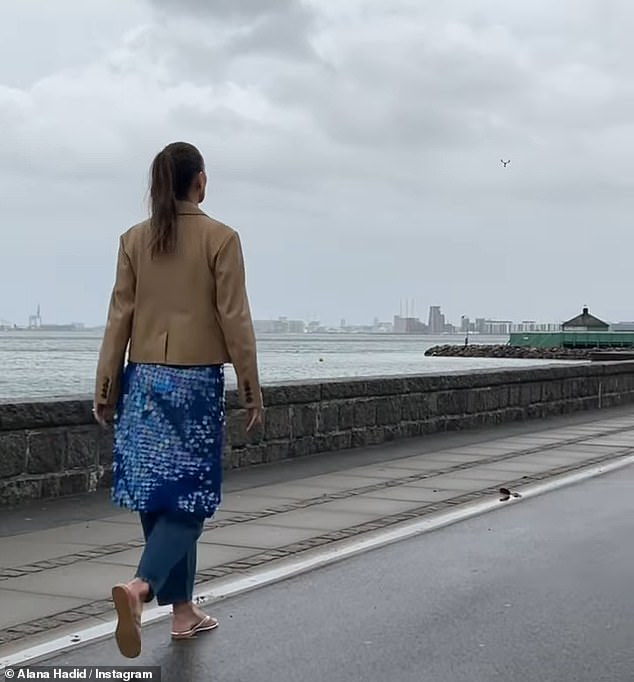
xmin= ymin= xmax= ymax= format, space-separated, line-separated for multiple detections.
xmin=1 ymin=0 xmax=633 ymax=328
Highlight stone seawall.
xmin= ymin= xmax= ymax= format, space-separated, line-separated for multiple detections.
xmin=2 ymin=361 xmax=634 ymax=506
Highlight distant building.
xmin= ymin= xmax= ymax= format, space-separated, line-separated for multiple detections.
xmin=428 ymin=306 xmax=445 ymax=334
xmin=561 ymin=307 xmax=609 ymax=331
xmin=611 ymin=322 xmax=634 ymax=332
xmin=393 ymin=315 xmax=427 ymax=333
xmin=254 ymin=317 xmax=306 ymax=334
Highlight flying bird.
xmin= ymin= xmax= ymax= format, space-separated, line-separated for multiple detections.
xmin=501 ymin=159 xmax=510 ymax=167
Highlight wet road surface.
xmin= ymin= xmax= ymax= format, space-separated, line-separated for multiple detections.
xmin=30 ymin=462 xmax=634 ymax=681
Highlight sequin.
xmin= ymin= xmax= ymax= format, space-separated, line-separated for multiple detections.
xmin=111 ymin=362 xmax=225 ymax=517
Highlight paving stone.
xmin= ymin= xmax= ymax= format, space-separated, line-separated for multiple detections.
xmin=332 ymin=465 xmax=432 ymax=480
xmin=474 ymin=460 xmax=571 ymax=474
xmin=200 ymin=522 xmax=322 ymax=550
xmin=7 ymin=521 xmax=141 ymax=547
xmin=95 ymin=542 xmax=259 ymax=569
xmin=0 ymin=588 xmax=88 ymax=629
xmin=253 ymin=508 xmax=378 ymax=532
xmin=584 ymin=437 xmax=634 ymax=447
xmin=429 ymin=467 xmax=525 ymax=482
xmin=406 ymin=475 xmax=502 ymax=492
xmin=3 ymin=562 xmax=130 ymax=600
xmin=313 ymin=496 xmax=426 ymax=517
xmin=0 ymin=539 xmax=98 ymax=569
xmin=363 ymin=486 xmax=465 ymax=503
xmin=219 ymin=494 xmax=301 ymax=513
xmin=402 ymin=452 xmax=500 ymax=465
xmin=272 ymin=473 xmax=382 ymax=491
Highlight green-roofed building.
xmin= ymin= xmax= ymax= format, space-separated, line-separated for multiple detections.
xmin=510 ymin=306 xmax=634 ymax=348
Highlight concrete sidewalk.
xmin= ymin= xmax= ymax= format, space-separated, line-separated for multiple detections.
xmin=2 ymin=406 xmax=634 ymax=659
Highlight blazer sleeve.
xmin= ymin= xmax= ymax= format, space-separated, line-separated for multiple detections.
xmin=215 ymin=230 xmax=263 ymax=409
xmin=94 ymin=236 xmax=136 ymax=406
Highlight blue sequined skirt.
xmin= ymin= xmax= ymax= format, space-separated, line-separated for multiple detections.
xmin=112 ymin=362 xmax=225 ymax=518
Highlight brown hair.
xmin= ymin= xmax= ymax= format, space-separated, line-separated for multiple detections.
xmin=149 ymin=142 xmax=205 ymax=257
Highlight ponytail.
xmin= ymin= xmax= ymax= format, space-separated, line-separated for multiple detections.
xmin=149 ymin=150 xmax=178 ymax=257
xmin=147 ymin=142 xmax=205 ymax=258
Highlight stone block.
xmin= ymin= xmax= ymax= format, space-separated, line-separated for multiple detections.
xmin=226 ymin=412 xmax=247 ymax=448
xmin=402 ymin=421 xmax=423 ymax=438
xmin=0 ymin=432 xmax=26 ymax=478
xmin=97 ymin=429 xmax=113 ymax=466
xmin=41 ymin=472 xmax=92 ymax=499
xmin=321 ymin=380 xmax=368 ymax=401
xmin=291 ymin=405 xmax=318 ymax=438
xmin=382 ymin=425 xmax=405 ymax=442
xmin=238 ymin=445 xmax=268 ymax=467
xmin=26 ymin=431 xmax=66 ymax=474
xmin=332 ymin=432 xmax=352 ymax=450
xmin=59 ymin=472 xmax=90 ymax=496
xmin=353 ymin=400 xmax=376 ymax=428
xmin=263 ymin=441 xmax=291 ymax=463
xmin=66 ymin=428 xmax=98 ymax=469
xmin=339 ymin=403 xmax=354 ymax=430
xmin=507 ymin=384 xmax=521 ymax=406
xmin=289 ymin=438 xmax=315 ymax=458
xmin=41 ymin=476 xmax=61 ymax=499
xmin=374 ymin=397 xmax=401 ymax=426
xmin=351 ymin=428 xmax=368 ymax=448
xmin=365 ymin=377 xmax=409 ymax=397
xmin=520 ymin=384 xmax=533 ymax=406
xmin=399 ymin=394 xmax=417 ymax=421
xmin=223 ymin=389 xmax=242 ymax=411
xmin=562 ymin=378 xmax=583 ymax=400
xmin=313 ymin=434 xmax=335 ymax=452
xmin=0 ymin=478 xmax=41 ymax=506
xmin=495 ymin=387 xmax=510 ymax=409
xmin=502 ymin=407 xmax=527 ymax=422
xmin=263 ymin=382 xmax=322 ymax=406
xmin=420 ymin=418 xmax=445 ymax=435
xmin=422 ymin=393 xmax=438 ymax=419
xmin=99 ymin=468 xmax=113 ymax=489
xmin=444 ymin=416 xmax=468 ymax=431
xmin=438 ymin=391 xmax=467 ymax=416
xmin=529 ymin=383 xmax=544 ymax=403
xmin=263 ymin=406 xmax=290 ymax=440
xmin=0 ymin=398 xmax=93 ymax=431
xmin=467 ymin=388 xmax=499 ymax=414
xmin=318 ymin=403 xmax=339 ymax=433
xmin=351 ymin=427 xmax=386 ymax=448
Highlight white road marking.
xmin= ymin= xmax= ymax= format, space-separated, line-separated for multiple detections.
xmin=2 ymin=452 xmax=634 ymax=670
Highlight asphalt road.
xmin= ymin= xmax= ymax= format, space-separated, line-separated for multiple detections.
xmin=24 ymin=462 xmax=634 ymax=681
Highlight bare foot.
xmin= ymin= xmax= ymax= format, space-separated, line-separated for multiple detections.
xmin=171 ymin=601 xmax=217 ymax=636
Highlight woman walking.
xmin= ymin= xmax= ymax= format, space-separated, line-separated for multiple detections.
xmin=93 ymin=141 xmax=263 ymax=658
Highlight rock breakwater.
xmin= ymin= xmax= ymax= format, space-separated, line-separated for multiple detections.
xmin=425 ymin=344 xmax=603 ymax=360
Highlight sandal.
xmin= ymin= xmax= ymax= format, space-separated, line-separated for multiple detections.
xmin=171 ymin=614 xmax=219 ymax=640
xmin=111 ymin=584 xmax=142 ymax=658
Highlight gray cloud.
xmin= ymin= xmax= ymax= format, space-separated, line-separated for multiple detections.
xmin=148 ymin=0 xmax=316 ymax=56
xmin=148 ymin=0 xmax=299 ymax=19
xmin=2 ymin=0 xmax=634 ymax=328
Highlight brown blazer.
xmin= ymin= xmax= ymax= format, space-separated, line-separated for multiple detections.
xmin=94 ymin=201 xmax=262 ymax=410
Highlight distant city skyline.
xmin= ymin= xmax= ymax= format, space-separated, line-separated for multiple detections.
xmin=2 ymin=302 xmax=631 ymax=336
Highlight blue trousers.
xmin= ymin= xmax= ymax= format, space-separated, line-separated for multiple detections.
xmin=135 ymin=510 xmax=205 ymax=606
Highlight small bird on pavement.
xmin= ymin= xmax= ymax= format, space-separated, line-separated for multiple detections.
xmin=499 ymin=487 xmax=522 ymax=501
